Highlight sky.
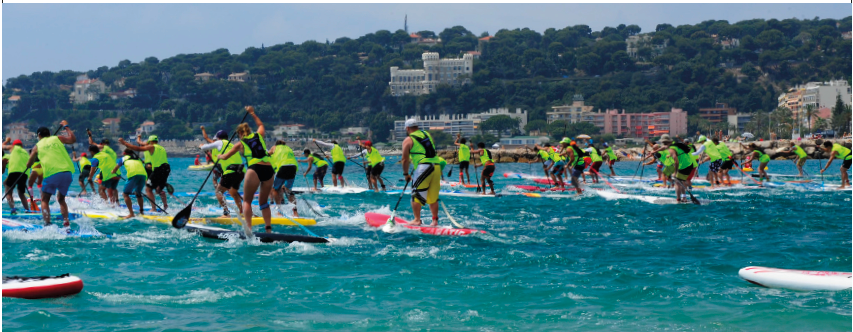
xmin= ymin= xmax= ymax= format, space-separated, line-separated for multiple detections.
xmin=2 ymin=3 xmax=851 ymax=82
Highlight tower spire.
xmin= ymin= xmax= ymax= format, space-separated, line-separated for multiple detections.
xmin=405 ymin=14 xmax=408 ymax=33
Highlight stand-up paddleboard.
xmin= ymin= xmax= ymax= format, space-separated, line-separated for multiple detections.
xmin=140 ymin=214 xmax=316 ymax=227
xmin=182 ymin=223 xmax=328 ymax=243
xmin=187 ymin=164 xmax=214 ymax=171
xmin=533 ymin=178 xmax=568 ymax=186
xmin=291 ymin=186 xmax=369 ymax=194
xmin=1 ymin=212 xmax=81 ymax=221
xmin=2 ymin=274 xmax=84 ymax=299
xmin=508 ymin=185 xmax=573 ymax=192
xmin=2 ymin=219 xmax=107 ymax=238
xmin=595 ymin=190 xmax=683 ymax=204
xmin=739 ymin=266 xmax=852 ymax=291
xmin=384 ymin=189 xmax=501 ymax=198
xmin=364 ymin=212 xmax=485 ymax=236
xmin=503 ymin=172 xmax=545 ymax=180
xmin=440 ymin=181 xmax=479 ymax=188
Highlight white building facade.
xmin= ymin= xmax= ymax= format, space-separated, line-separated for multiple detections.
xmin=391 ymin=108 xmax=528 ymax=141
xmin=389 ymin=52 xmax=473 ymax=97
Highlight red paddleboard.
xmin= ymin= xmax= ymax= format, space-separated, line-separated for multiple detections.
xmin=2 ymin=274 xmax=84 ymax=299
xmin=533 ymin=178 xmax=568 ymax=186
xmin=364 ymin=212 xmax=485 ymax=236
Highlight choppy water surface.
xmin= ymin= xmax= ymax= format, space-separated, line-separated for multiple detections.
xmin=3 ymin=157 xmax=851 ymax=330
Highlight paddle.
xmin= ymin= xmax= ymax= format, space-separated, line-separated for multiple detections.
xmin=2 ymin=124 xmax=64 ymax=201
xmin=382 ymin=180 xmax=409 ymax=230
xmin=438 ymin=199 xmax=465 ymax=229
xmin=346 ymin=155 xmax=392 ymax=185
xmin=172 ymin=111 xmax=250 ymax=229
xmin=591 ymin=168 xmax=621 ymax=193
xmin=473 ymin=160 xmax=482 ymax=193
xmin=278 ymin=185 xmax=320 ymax=237
xmin=633 ymin=142 xmax=647 ymax=180
xmin=300 ymin=174 xmax=327 ymax=217
xmin=355 ymin=137 xmax=372 ymax=189
xmin=675 ymin=179 xmax=701 ymax=205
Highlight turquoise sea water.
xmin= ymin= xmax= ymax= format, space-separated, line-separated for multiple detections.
xmin=3 ymin=156 xmax=851 ymax=331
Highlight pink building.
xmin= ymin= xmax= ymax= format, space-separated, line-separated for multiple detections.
xmin=583 ymin=108 xmax=687 ymax=138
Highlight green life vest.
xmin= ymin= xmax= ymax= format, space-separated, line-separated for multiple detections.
xmin=36 ymin=136 xmax=75 ymax=178
xmin=103 ymin=145 xmax=117 ymax=164
xmin=703 ymin=140 xmax=721 ymax=161
xmin=122 ymin=155 xmax=147 ymax=179
xmin=605 ymin=147 xmax=617 ymax=160
xmin=213 ymin=140 xmax=244 ymax=175
xmin=589 ymin=147 xmax=603 ymax=163
xmin=480 ymin=149 xmax=494 ymax=165
xmin=241 ymin=133 xmax=271 ymax=166
xmin=670 ymin=143 xmax=692 ymax=170
xmin=754 ymin=149 xmax=771 ymax=163
xmin=537 ymin=149 xmax=549 ymax=161
xmin=570 ymin=146 xmax=587 ymax=167
xmin=716 ymin=142 xmax=733 ymax=160
xmin=689 ymin=147 xmax=699 ymax=168
xmin=93 ymin=151 xmax=118 ymax=181
xmin=366 ymin=147 xmax=385 ymax=167
xmin=330 ymin=144 xmax=346 ymax=163
xmin=409 ymin=130 xmax=440 ymax=165
xmin=7 ymin=145 xmax=29 ymax=174
xmin=79 ymin=156 xmax=91 ymax=169
xmin=793 ymin=145 xmax=807 ymax=159
xmin=143 ymin=144 xmax=168 ymax=169
xmin=458 ymin=144 xmax=470 ymax=162
xmin=549 ymin=148 xmax=562 ymax=162
xmin=312 ymin=155 xmax=328 ymax=168
xmin=271 ymin=144 xmax=298 ymax=173
xmin=832 ymin=143 xmax=852 ymax=160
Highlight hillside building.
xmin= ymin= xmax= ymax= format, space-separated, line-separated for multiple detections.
xmin=584 ymin=108 xmax=687 ymax=138
xmin=72 ymin=75 xmax=106 ymax=104
xmin=389 ymin=52 xmax=473 ymax=97
xmin=547 ymin=95 xmax=595 ymax=123
xmin=391 ymin=108 xmax=527 ymax=141
xmin=699 ymin=103 xmax=737 ymax=123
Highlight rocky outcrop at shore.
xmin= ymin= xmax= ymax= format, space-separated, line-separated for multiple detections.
xmin=435 ymin=139 xmax=852 ymax=164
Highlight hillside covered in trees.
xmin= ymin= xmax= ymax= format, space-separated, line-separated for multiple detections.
xmin=3 ymin=16 xmax=851 ymax=142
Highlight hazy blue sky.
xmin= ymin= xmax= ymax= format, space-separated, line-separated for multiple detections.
xmin=2 ymin=3 xmax=850 ymax=81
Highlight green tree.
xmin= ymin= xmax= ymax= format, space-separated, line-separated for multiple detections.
xmin=524 ymin=119 xmax=548 ymax=134
xmin=427 ymin=129 xmax=454 ymax=148
xmin=480 ymin=115 xmax=520 ymax=138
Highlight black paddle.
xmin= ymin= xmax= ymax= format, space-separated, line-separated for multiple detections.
xmin=172 ymin=111 xmax=250 ymax=228
xmin=2 ymin=124 xmax=64 ymax=201
xmin=383 ymin=180 xmax=410 ymax=229
xmin=473 ymin=159 xmax=482 ymax=193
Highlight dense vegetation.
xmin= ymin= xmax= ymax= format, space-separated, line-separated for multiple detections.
xmin=3 ymin=16 xmax=851 ymax=142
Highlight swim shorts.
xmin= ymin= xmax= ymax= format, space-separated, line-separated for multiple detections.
xmin=42 ymin=171 xmax=72 ymax=196
xmin=412 ymin=163 xmax=440 ymax=205
xmin=123 ymin=175 xmax=147 ymax=195
xmin=249 ymin=164 xmax=274 ymax=182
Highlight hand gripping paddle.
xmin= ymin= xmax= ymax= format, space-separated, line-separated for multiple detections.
xmin=172 ymin=111 xmax=250 ymax=228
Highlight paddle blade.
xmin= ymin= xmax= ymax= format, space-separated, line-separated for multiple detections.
xmin=447 ymin=166 xmax=453 ymax=177
xmin=689 ymin=193 xmax=701 ymax=205
xmin=171 ymin=204 xmax=193 ymax=228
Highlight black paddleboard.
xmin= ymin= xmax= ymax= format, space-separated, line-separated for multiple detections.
xmin=184 ymin=224 xmax=328 ymax=243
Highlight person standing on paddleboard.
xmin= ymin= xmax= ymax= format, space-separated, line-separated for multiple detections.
xmin=217 ymin=106 xmax=276 ymax=232
xmin=660 ymin=135 xmax=695 ymax=202
xmin=714 ymin=137 xmax=735 ymax=186
xmin=453 ymin=134 xmax=472 ymax=185
xmin=301 ymin=149 xmax=328 ymax=191
xmin=269 ymin=140 xmax=299 ymax=215
xmin=470 ymin=142 xmax=497 ymax=195
xmin=350 ymin=140 xmax=386 ymax=192
xmin=26 ymin=123 xmax=76 ymax=226
xmin=819 ymin=141 xmax=851 ymax=189
xmin=401 ymin=119 xmax=442 ymax=226
xmin=527 ymin=144 xmax=553 ymax=182
xmin=586 ymin=144 xmax=604 ymax=184
xmin=313 ymin=139 xmax=347 ymax=188
xmin=550 ymin=139 xmax=570 ymax=189
xmin=695 ymin=135 xmax=722 ymax=188
xmin=3 ymin=139 xmax=31 ymax=213
xmin=199 ymin=128 xmax=245 ymax=219
xmin=85 ymin=145 xmax=120 ymax=204
xmin=112 ymin=149 xmax=147 ymax=219
xmin=565 ymin=140 xmax=587 ymax=195
xmin=72 ymin=151 xmax=96 ymax=195
xmin=780 ymin=141 xmax=808 ymax=177
xmin=119 ymin=135 xmax=171 ymax=211
xmin=741 ymin=142 xmax=771 ymax=186
xmin=603 ymin=142 xmax=618 ymax=176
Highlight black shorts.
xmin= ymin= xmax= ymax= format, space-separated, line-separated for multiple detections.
xmin=5 ymin=172 xmax=27 ymax=192
xmin=459 ymin=161 xmax=469 ymax=170
xmin=708 ymin=159 xmax=722 ymax=173
xmin=249 ymin=164 xmax=274 ymax=182
xmin=79 ymin=166 xmax=91 ymax=182
xmin=219 ymin=171 xmax=244 ymax=190
xmin=331 ymin=161 xmax=345 ymax=175
xmin=843 ymin=158 xmax=852 ymax=170
xmin=482 ymin=164 xmax=495 ymax=177
xmin=676 ymin=165 xmax=695 ymax=181
xmin=148 ymin=164 xmax=171 ymax=191
xmin=275 ymin=165 xmax=297 ymax=180
xmin=314 ymin=165 xmax=328 ymax=181
xmin=368 ymin=162 xmax=385 ymax=177
xmin=721 ymin=159 xmax=733 ymax=170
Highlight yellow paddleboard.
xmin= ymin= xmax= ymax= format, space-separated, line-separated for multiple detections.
xmin=140 ymin=215 xmax=316 ymax=226
xmin=77 ymin=210 xmax=123 ymax=219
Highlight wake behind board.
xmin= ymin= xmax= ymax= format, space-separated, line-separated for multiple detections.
xmin=2 ymin=218 xmax=108 ymax=238
xmin=739 ymin=266 xmax=852 ymax=291
xmin=141 ymin=215 xmax=317 ymax=227
xmin=182 ymin=224 xmax=328 ymax=243
xmin=508 ymin=185 xmax=573 ymax=192
xmin=364 ymin=212 xmax=484 ymax=236
xmin=291 ymin=186 xmax=370 ymax=194
xmin=595 ymin=190 xmax=683 ymax=204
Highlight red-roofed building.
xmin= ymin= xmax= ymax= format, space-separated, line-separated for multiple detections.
xmin=72 ymin=75 xmax=106 ymax=104
xmin=409 ymin=33 xmax=441 ymax=46
xmin=5 ymin=122 xmax=35 ymax=143
xmin=109 ymin=88 xmax=137 ymax=100
xmin=466 ymin=51 xmax=481 ymax=59
xmin=3 ymin=95 xmax=20 ymax=113
xmin=478 ymin=36 xmax=493 ymax=52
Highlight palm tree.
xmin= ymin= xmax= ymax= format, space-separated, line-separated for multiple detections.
xmin=804 ymin=104 xmax=816 ymax=135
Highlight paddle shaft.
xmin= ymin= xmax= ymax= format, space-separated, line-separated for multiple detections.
xmin=279 ymin=185 xmax=319 ymax=237
xmin=385 ymin=180 xmax=410 ymax=226
xmin=633 ymin=143 xmax=647 ymax=180
xmin=675 ymin=179 xmax=701 ymax=205
xmin=591 ymin=168 xmax=621 ymax=193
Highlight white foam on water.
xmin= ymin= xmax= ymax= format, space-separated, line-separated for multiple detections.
xmin=562 ymin=292 xmax=598 ymax=300
xmin=404 ymin=308 xmax=429 ymax=322
xmin=23 ymin=248 xmax=72 ymax=261
xmin=326 ymin=236 xmax=377 ymax=247
xmin=91 ymin=288 xmax=250 ymax=304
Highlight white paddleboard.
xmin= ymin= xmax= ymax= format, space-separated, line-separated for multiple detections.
xmin=739 ymin=266 xmax=852 ymax=291
xmin=595 ymin=190 xmax=681 ymax=204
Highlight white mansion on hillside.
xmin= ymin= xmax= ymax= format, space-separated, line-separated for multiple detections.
xmin=389 ymin=52 xmax=473 ymax=96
